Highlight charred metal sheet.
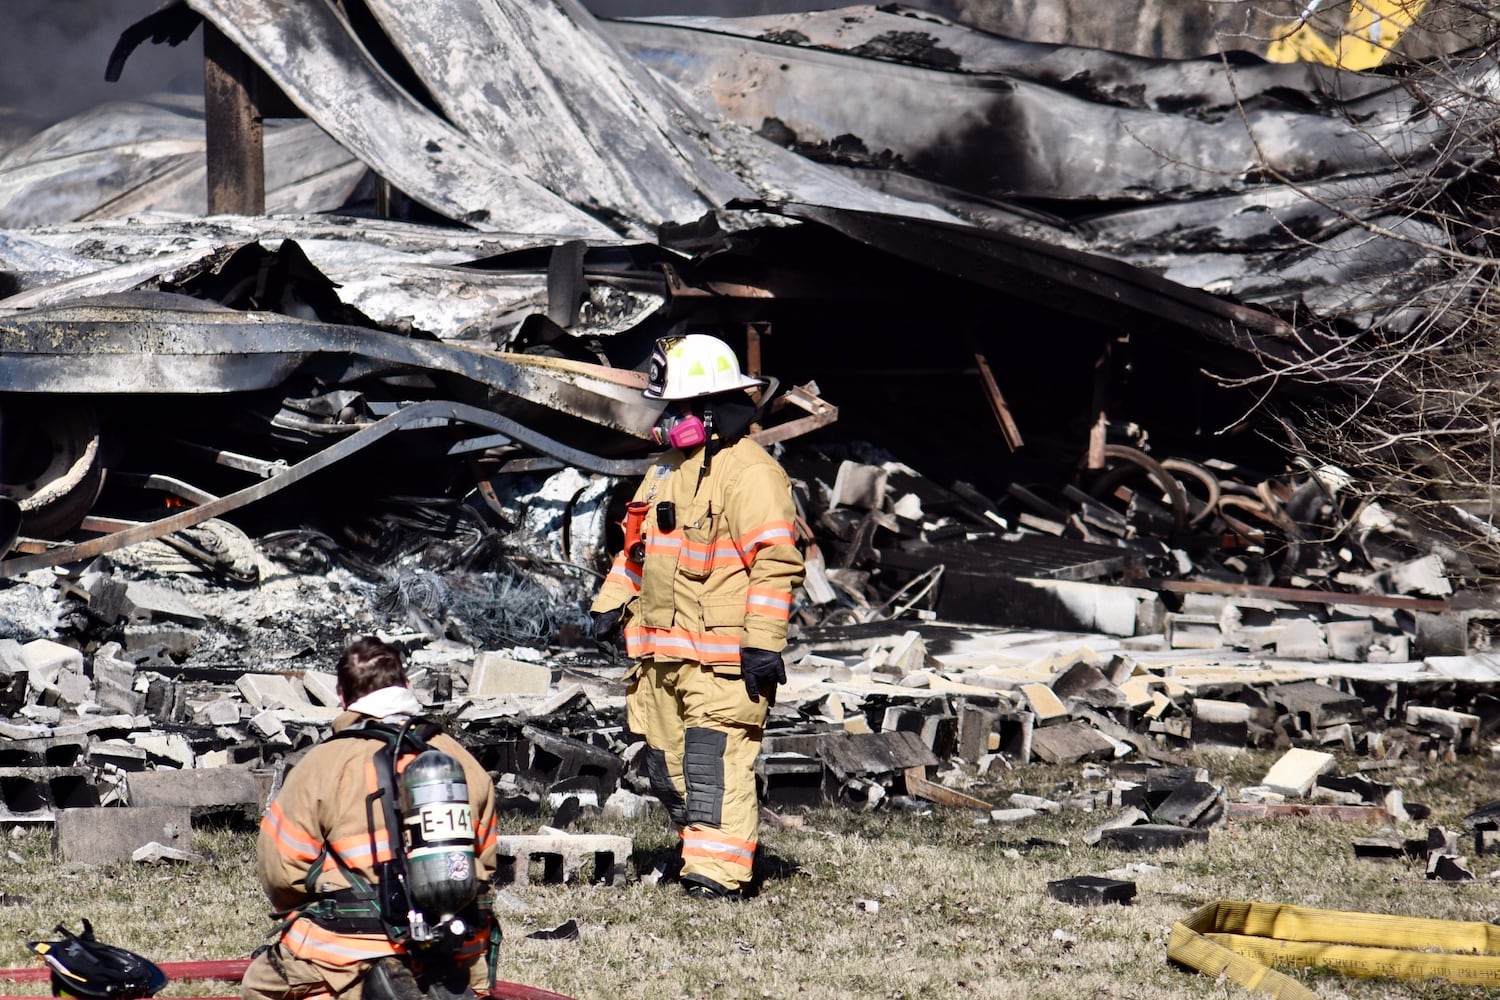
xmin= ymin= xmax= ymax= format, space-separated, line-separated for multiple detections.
xmin=0 ymin=95 xmax=364 ymax=228
xmin=355 ymin=0 xmax=747 ymax=231
xmin=0 ymin=399 xmax=653 ymax=579
xmin=0 ymin=218 xmax=668 ymax=344
xmin=612 ymin=13 xmax=1440 ymax=205
xmin=157 ymin=0 xmax=615 ymax=237
xmin=617 ymin=8 xmax=1395 ymax=113
xmin=104 ymin=0 xmax=965 ymax=236
xmin=0 ymin=292 xmax=662 ymax=437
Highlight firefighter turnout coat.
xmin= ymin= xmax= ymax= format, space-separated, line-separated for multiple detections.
xmin=591 ymin=436 xmax=804 ymax=663
xmin=256 ymin=711 xmax=499 ymax=970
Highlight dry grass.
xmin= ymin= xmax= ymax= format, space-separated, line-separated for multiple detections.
xmin=3 ymin=748 xmax=1500 ymax=1000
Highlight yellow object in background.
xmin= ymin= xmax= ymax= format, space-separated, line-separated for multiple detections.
xmin=1265 ymin=0 xmax=1427 ymax=70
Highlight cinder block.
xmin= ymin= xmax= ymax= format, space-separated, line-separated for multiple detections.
xmin=1261 ymin=747 xmax=1336 ymax=798
xmin=54 ymin=806 xmax=194 ymax=864
xmin=521 ymin=725 xmax=623 ymax=799
xmin=300 ymin=670 xmax=341 ymax=708
xmin=1324 ymin=620 xmax=1374 ymax=662
xmin=755 ymin=752 xmax=824 ymax=807
xmin=470 ymin=654 xmax=553 ymax=697
xmin=1019 ymin=683 xmax=1067 ymax=724
xmin=236 ymin=673 xmax=308 ymax=710
xmin=92 ymin=645 xmax=141 ymax=715
xmin=1272 ymin=681 xmax=1364 ymax=732
xmin=493 ymin=832 xmax=632 ymax=886
xmin=20 ymin=639 xmax=83 ymax=684
xmin=1274 ymin=619 xmax=1329 ymax=661
xmin=127 ymin=768 xmax=263 ymax=820
xmin=1029 ymin=720 xmax=1116 ymax=764
xmin=1164 ymin=614 xmax=1222 ymax=650
xmin=0 ymin=766 xmax=101 ymax=822
xmin=1191 ymin=699 xmax=1251 ymax=747
xmin=1406 ymin=704 xmax=1480 ymax=752
xmin=956 ymin=706 xmax=999 ymax=763
xmin=0 ymin=736 xmax=86 ymax=767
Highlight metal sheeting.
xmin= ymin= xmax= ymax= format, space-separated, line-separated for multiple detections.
xmin=612 ymin=13 xmax=1445 ymax=204
xmin=0 ymin=215 xmax=665 ymax=343
xmin=357 ymin=0 xmax=746 ymax=229
xmin=0 ymin=292 xmax=661 ymax=436
xmin=623 ymin=7 xmax=1397 ymax=114
xmin=183 ymin=0 xmax=614 ymax=238
xmin=0 ymin=94 xmax=365 ymax=228
xmin=98 ymin=0 xmax=964 ymax=236
xmin=607 ymin=6 xmax=1481 ymax=331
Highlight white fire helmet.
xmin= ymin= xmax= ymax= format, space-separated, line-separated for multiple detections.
xmin=644 ymin=334 xmax=766 ymax=401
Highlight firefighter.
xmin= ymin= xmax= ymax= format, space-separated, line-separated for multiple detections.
xmin=591 ymin=333 xmax=805 ymax=899
xmin=243 ymin=637 xmax=499 ymax=1000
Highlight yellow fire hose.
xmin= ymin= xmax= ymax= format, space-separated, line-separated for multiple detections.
xmin=1168 ymin=900 xmax=1500 ymax=998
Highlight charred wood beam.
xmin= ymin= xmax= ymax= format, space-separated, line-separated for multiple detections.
xmin=203 ymin=23 xmax=265 ymax=215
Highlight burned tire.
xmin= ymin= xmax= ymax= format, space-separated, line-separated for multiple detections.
xmin=0 ymin=398 xmax=104 ymax=539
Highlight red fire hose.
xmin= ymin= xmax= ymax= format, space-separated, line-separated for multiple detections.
xmin=0 ymin=958 xmax=575 ymax=1000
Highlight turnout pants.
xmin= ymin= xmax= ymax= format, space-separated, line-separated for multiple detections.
xmin=241 ymin=943 xmax=487 ymax=1000
xmin=627 ymin=658 xmax=768 ymax=891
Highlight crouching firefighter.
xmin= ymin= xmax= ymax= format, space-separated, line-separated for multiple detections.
xmin=243 ymin=637 xmax=500 ymax=1000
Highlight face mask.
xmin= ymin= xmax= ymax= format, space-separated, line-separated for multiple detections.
xmin=651 ymin=404 xmax=706 ymax=449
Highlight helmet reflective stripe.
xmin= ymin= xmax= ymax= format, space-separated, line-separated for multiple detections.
xmin=644 ymin=334 xmax=765 ymax=400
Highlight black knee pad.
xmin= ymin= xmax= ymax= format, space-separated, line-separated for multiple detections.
xmin=645 ymin=747 xmax=687 ymax=826
xmin=683 ymin=727 xmax=727 ymax=827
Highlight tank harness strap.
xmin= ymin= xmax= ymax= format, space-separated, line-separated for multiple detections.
xmin=288 ymin=720 xmax=445 ymax=941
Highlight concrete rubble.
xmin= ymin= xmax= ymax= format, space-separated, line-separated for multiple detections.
xmin=1 ymin=476 xmax=1498 ymax=870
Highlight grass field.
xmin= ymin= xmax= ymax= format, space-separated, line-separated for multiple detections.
xmin=3 ymin=748 xmax=1498 ymax=999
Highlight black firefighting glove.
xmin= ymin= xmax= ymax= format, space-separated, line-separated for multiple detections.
xmin=740 ymin=647 xmax=786 ymax=706
xmin=591 ymin=607 xmax=624 ymax=658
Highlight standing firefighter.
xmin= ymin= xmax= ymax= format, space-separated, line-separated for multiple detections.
xmin=244 ymin=637 xmax=500 ymax=1000
xmin=591 ymin=334 xmax=805 ymax=899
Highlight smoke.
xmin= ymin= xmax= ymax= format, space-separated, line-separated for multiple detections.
xmin=0 ymin=0 xmax=202 ymax=128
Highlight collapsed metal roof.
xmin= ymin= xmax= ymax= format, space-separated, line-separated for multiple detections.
xmin=0 ymin=3 xmax=1471 ymax=342
xmin=0 ymin=1 xmax=1484 ymax=579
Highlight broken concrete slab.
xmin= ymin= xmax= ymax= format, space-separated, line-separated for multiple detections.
xmin=1047 ymin=875 xmax=1136 ymax=905
xmin=53 ymin=805 xmax=194 ymax=864
xmin=126 ymin=767 xmax=262 ymax=821
xmin=1030 ymin=720 xmax=1118 ymax=765
xmin=471 ymin=653 xmax=553 ymax=697
xmin=236 ymin=672 xmax=308 ymax=710
xmin=1260 ymin=747 xmax=1337 ymax=798
xmin=1152 ymin=781 xmax=1224 ymax=828
xmin=299 ymin=670 xmax=340 ymax=708
xmin=1098 ymin=823 xmax=1210 ymax=851
xmin=820 ymin=730 xmax=939 ymax=781
xmin=124 ymin=581 xmax=207 ymax=624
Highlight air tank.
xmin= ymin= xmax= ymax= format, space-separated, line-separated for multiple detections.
xmin=399 ymin=750 xmax=478 ymax=923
